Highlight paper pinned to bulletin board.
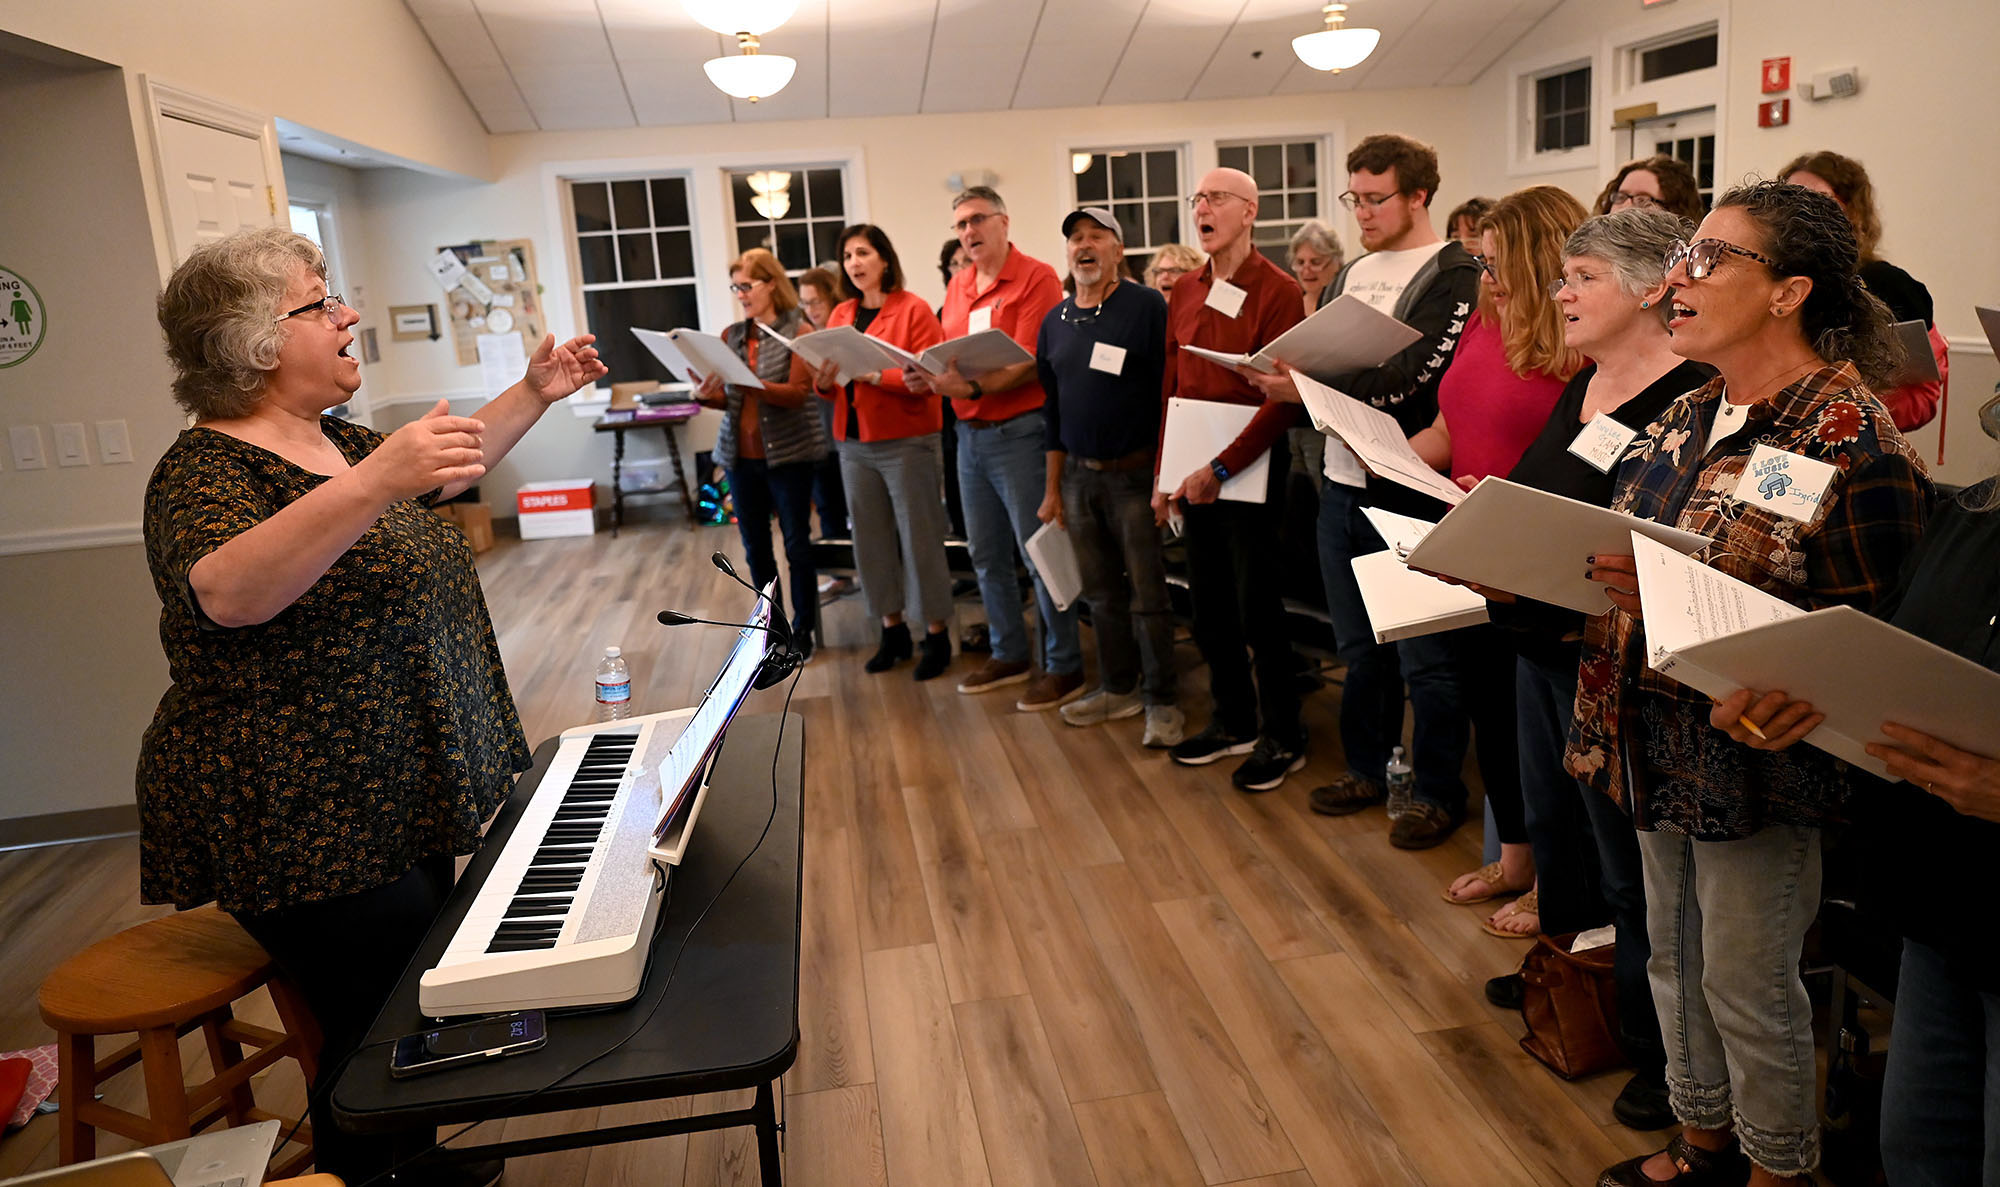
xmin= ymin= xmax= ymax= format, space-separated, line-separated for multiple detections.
xmin=433 ymin=239 xmax=545 ymax=367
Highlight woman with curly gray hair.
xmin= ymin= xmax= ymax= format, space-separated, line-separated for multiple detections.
xmin=140 ymin=226 xmax=604 ymax=1185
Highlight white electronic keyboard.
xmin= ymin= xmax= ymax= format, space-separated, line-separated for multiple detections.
xmin=418 ymin=708 xmax=705 ymax=1018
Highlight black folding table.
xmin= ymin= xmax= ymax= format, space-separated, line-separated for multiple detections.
xmin=331 ymin=711 xmax=804 ymax=1183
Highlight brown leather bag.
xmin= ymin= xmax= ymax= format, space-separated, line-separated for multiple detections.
xmin=1519 ymin=932 xmax=1628 ymax=1079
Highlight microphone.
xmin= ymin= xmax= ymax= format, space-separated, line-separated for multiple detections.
xmin=655 ymin=608 xmax=803 ymax=690
xmin=709 ymin=552 xmax=794 ymax=650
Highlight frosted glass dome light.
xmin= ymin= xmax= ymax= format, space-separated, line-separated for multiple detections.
xmin=1292 ymin=4 xmax=1380 ymax=73
xmin=703 ymin=42 xmax=798 ymax=102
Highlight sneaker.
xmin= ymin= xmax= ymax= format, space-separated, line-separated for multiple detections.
xmin=1141 ymin=705 xmax=1186 ymax=749
xmin=817 ymin=575 xmax=857 ymax=603
xmin=956 ymin=658 xmax=1031 ymax=694
xmin=864 ymin=622 xmax=912 ymax=674
xmin=1169 ymin=722 xmax=1257 ymax=766
xmin=1308 ymin=773 xmax=1386 ymax=817
xmin=1018 ymin=670 xmax=1086 ymax=712
xmin=1611 ymin=1072 xmax=1676 ymax=1131
xmin=1231 ymin=737 xmax=1306 ymax=792
xmin=914 ymin=629 xmax=952 ymax=682
xmin=1484 ymin=972 xmax=1524 ymax=1011
xmin=1389 ymin=801 xmax=1464 ymax=850
xmin=1059 ymin=687 xmax=1144 ymax=726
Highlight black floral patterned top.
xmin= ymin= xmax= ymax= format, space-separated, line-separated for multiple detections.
xmin=138 ymin=417 xmax=530 ymax=915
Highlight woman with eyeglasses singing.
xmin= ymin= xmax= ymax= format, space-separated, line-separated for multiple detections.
xmin=1594 ymin=154 xmax=1707 ymax=224
xmin=1571 ymin=182 xmax=1930 ymax=1187
xmin=140 ymin=227 xmax=604 ymax=1185
xmin=696 ymin=248 xmax=831 ymax=658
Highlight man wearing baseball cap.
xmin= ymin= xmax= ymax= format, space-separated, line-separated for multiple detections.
xmin=1035 ymin=208 xmax=1182 ymax=747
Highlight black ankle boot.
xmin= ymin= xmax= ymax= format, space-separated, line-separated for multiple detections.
xmin=865 ymin=623 xmax=912 ymax=673
xmin=912 ymin=630 xmax=951 ymax=681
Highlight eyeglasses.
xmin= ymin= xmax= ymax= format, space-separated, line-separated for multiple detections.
xmin=1608 ymin=191 xmax=1664 ymax=211
xmin=276 ymin=293 xmax=346 ymax=326
xmin=1470 ymin=254 xmax=1497 ymax=280
xmin=951 ymin=211 xmax=1000 ymax=235
xmin=1337 ymin=190 xmax=1402 ymax=211
xmin=1547 ymin=270 xmax=1604 ymax=298
xmin=1186 ymin=191 xmax=1250 ymax=210
xmin=727 ymin=280 xmax=768 ymax=295
xmin=1664 ymin=238 xmax=1780 ymax=281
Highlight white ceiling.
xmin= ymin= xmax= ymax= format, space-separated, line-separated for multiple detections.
xmin=404 ymin=0 xmax=1563 ymax=133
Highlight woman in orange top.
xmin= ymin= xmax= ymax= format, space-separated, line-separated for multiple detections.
xmin=810 ymin=224 xmax=955 ymax=680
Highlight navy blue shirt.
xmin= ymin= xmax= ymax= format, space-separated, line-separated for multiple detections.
xmin=1036 ymin=281 xmax=1168 ymax=460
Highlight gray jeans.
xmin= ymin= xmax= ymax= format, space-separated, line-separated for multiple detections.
xmin=839 ymin=433 xmax=955 ymax=627
xmin=1060 ymin=460 xmax=1176 ymax=704
xmin=1638 ymin=824 xmax=1823 ymax=1175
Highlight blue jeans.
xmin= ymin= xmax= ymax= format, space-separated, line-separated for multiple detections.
xmin=1881 ymin=938 xmax=2000 ymax=1185
xmin=958 ymin=410 xmax=1080 ymax=673
xmin=1315 ymin=481 xmax=1468 ymax=812
xmin=1639 ymin=825 xmax=1823 ymax=1175
xmin=1518 ymin=651 xmax=1665 ymax=1073
xmin=729 ymin=457 xmax=819 ymax=639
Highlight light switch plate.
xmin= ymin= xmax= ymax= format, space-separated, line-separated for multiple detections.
xmin=10 ymin=425 xmax=46 ymax=470
xmin=54 ymin=422 xmax=89 ymax=467
xmin=96 ymin=419 xmax=134 ymax=464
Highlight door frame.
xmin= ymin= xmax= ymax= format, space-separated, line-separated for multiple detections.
xmin=141 ymin=76 xmax=288 ymax=264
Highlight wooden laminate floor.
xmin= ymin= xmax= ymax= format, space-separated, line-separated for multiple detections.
xmin=0 ymin=519 xmax=1670 ymax=1185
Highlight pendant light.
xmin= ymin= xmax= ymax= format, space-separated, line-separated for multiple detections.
xmin=1292 ymin=3 xmax=1381 ymax=74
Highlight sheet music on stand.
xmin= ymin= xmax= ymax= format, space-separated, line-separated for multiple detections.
xmin=648 ymin=582 xmax=775 ymax=862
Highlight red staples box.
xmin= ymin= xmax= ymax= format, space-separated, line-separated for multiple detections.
xmin=516 ymin=480 xmax=596 ymax=539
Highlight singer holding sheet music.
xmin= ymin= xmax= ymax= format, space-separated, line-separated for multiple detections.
xmin=1568 ymin=183 xmax=1931 ymax=1187
xmin=697 ymin=248 xmax=830 ymax=659
xmin=812 ymin=224 xmax=955 ymax=680
xmin=139 ymin=227 xmax=606 ymax=1184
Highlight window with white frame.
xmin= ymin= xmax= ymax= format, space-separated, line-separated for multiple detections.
xmin=1072 ymin=147 xmax=1183 ymax=280
xmin=729 ymin=166 xmax=849 ymax=274
xmin=1218 ymin=139 xmax=1325 ymax=271
xmin=569 ymin=175 xmax=699 ymax=386
xmin=1535 ymin=65 xmax=1593 ymax=153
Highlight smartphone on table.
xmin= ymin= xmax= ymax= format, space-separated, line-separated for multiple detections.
xmin=389 ymin=1009 xmax=548 ymax=1078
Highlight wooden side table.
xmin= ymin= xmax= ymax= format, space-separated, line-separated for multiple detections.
xmin=592 ymin=403 xmax=702 ymax=535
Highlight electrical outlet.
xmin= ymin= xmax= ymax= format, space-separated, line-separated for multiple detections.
xmin=96 ymin=419 xmax=134 ymax=464
xmin=54 ymin=422 xmax=90 ymax=467
xmin=10 ymin=425 xmax=47 ymax=470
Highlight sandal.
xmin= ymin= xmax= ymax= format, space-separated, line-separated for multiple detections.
xmin=1596 ymin=1132 xmax=1751 ymax=1186
xmin=1480 ymin=889 xmax=1541 ymax=939
xmin=1441 ymin=860 xmax=1530 ymax=905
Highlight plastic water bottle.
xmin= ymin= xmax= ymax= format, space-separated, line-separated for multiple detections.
xmin=595 ymin=646 xmax=632 ymax=721
xmin=1385 ymin=745 xmax=1415 ymax=819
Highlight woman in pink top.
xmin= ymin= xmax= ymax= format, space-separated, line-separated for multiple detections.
xmin=1409 ymin=185 xmax=1586 ymax=936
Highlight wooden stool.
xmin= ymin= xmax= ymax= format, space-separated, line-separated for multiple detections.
xmin=38 ymin=905 xmax=322 ymax=1177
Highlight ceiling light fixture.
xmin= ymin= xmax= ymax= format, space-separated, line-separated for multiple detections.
xmin=746 ymin=170 xmax=793 ymax=219
xmin=682 ymin=0 xmax=798 ymax=36
xmin=1292 ymin=3 xmax=1381 ymax=74
xmin=703 ymin=33 xmax=798 ymax=103
xmin=1071 ymin=153 xmax=1093 ymax=175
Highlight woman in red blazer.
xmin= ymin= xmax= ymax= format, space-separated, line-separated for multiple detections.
xmin=811 ymin=224 xmax=955 ymax=680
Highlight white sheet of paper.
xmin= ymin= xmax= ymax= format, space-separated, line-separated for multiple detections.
xmin=1089 ymin=342 xmax=1127 ymax=375
xmin=1350 ymin=549 xmax=1489 ymax=643
xmin=1359 ymin=506 xmax=1438 ymax=556
xmin=967 ymin=307 xmax=993 ymax=334
xmin=1024 ymin=521 xmax=1084 ymax=611
xmin=1192 ymin=293 xmax=1424 ymax=377
xmin=475 ymin=332 xmax=525 ymax=399
xmin=754 ymin=323 xmax=907 ymax=386
xmin=1889 ymin=319 xmax=1940 ymax=385
xmin=916 ymin=328 xmax=1033 ymax=378
xmin=666 ymin=329 xmax=764 ymax=389
xmin=1401 ymin=477 xmax=1711 ymax=614
xmin=1204 ymin=279 xmax=1247 ymax=319
xmin=1731 ymin=444 xmax=1837 ymax=524
xmin=1291 ymin=371 xmax=1469 ymax=507
xmin=1568 ymin=413 xmax=1640 ymax=474
xmin=427 ymin=249 xmax=469 ymax=291
xmin=1624 ymin=532 xmax=2000 ymax=780
xmin=1156 ymin=398 xmax=1270 ymax=503
xmin=631 ymin=327 xmax=696 ymax=384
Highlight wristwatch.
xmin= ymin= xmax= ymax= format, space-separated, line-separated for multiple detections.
xmin=968 ymin=380 xmax=984 ymax=399
xmin=1209 ymin=458 xmax=1230 ymax=482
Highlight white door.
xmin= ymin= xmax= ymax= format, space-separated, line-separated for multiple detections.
xmin=157 ymin=115 xmax=277 ymax=261
xmin=1622 ymin=107 xmax=1717 ymax=211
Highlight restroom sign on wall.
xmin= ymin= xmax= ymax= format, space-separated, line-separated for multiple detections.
xmin=0 ymin=266 xmax=46 ymax=369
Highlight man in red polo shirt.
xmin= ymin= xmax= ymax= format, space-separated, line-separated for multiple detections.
xmin=1151 ymin=166 xmax=1308 ymax=791
xmin=913 ymin=186 xmax=1079 ymax=711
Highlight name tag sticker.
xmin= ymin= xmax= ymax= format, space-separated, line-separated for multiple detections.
xmin=1204 ymin=279 xmax=1248 ymax=319
xmin=1731 ymin=443 xmax=1838 ymax=522
xmin=967 ymin=307 xmax=993 ymax=334
xmin=1567 ymin=413 xmax=1640 ymax=473
xmin=1089 ymin=341 xmax=1127 ymax=375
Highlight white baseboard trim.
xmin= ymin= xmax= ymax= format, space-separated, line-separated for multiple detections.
xmin=0 ymin=523 xmax=144 ymax=557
